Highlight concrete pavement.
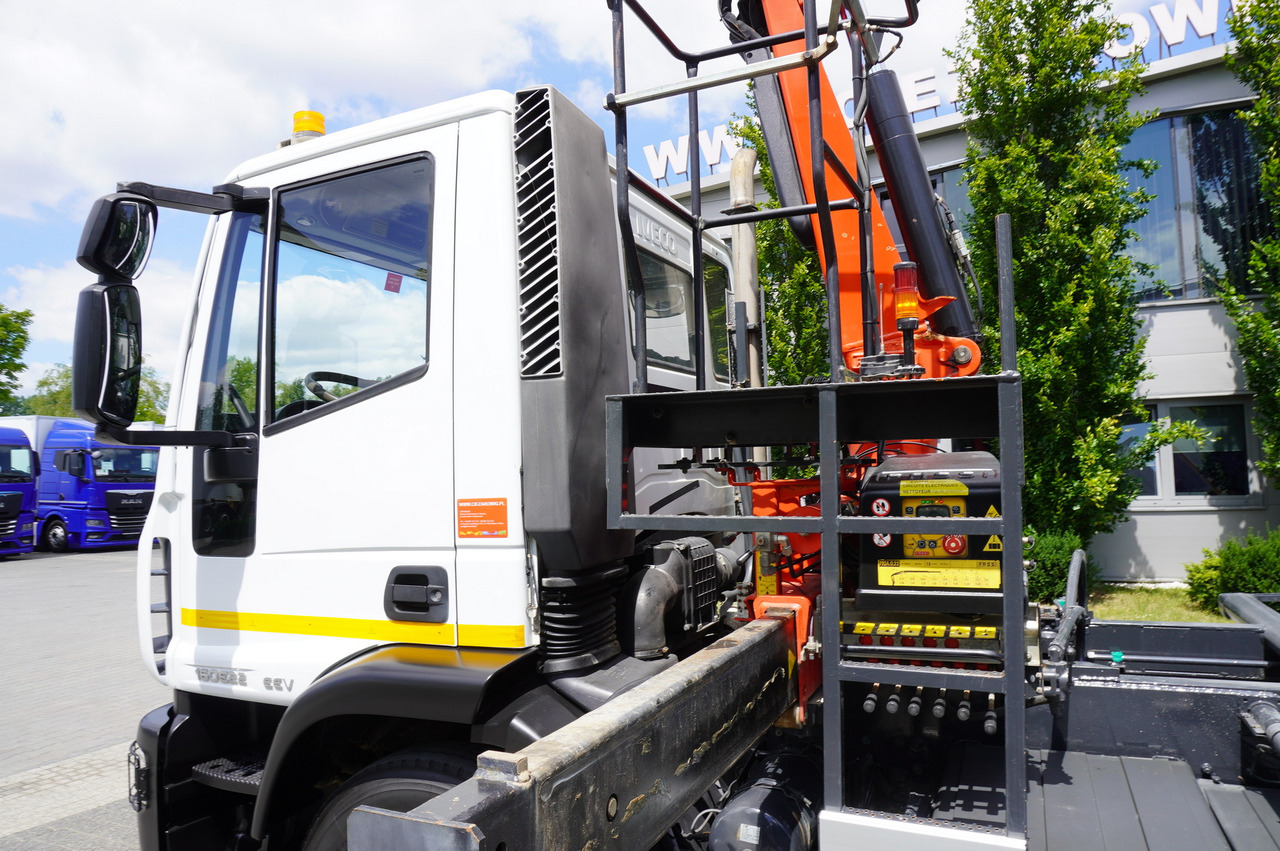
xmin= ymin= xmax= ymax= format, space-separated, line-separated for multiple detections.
xmin=0 ymin=548 xmax=170 ymax=849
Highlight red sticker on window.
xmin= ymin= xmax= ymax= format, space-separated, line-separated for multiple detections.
xmin=385 ymin=273 xmax=403 ymax=293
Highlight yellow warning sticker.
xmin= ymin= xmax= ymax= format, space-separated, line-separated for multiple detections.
xmin=985 ymin=505 xmax=1002 ymax=518
xmin=900 ymin=480 xmax=970 ymax=497
xmin=983 ymin=535 xmax=1003 ymax=552
xmin=877 ymin=559 xmax=1002 ymax=589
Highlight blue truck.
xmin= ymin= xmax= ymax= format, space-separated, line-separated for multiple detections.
xmin=0 ymin=425 xmax=37 ymax=555
xmin=0 ymin=416 xmax=159 ymax=552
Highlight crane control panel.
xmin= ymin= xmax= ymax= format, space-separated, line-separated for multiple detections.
xmin=845 ymin=451 xmax=1005 ymax=668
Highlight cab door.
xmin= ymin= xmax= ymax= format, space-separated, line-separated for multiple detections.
xmin=173 ymin=126 xmax=459 ymax=699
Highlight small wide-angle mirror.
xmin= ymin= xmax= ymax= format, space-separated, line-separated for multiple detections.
xmin=66 ymin=452 xmax=86 ymax=479
xmin=77 ymin=193 xmax=158 ymax=282
xmin=73 ymin=283 xmax=143 ymax=428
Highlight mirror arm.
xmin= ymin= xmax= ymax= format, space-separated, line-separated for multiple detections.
xmin=117 ymin=182 xmax=268 ymax=215
xmin=94 ymin=425 xmax=243 ymax=449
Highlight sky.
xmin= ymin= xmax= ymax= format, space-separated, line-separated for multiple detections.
xmin=0 ymin=0 xmax=1230 ymax=402
xmin=0 ymin=0 xmax=756 ymax=400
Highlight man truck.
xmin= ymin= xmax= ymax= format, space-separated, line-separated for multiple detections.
xmin=69 ymin=1 xmax=1280 ymax=849
xmin=0 ymin=416 xmax=159 ymax=552
xmin=0 ymin=425 xmax=37 ymax=555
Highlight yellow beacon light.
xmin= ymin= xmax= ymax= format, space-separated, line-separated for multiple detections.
xmin=284 ymin=111 xmax=327 ymax=147
xmin=293 ymin=111 xmax=326 ymax=136
xmin=893 ymin=261 xmax=920 ymax=323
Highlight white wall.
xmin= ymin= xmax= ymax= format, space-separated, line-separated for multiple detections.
xmin=1092 ymin=299 xmax=1280 ymax=580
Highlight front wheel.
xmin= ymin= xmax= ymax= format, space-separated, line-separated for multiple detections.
xmin=301 ymin=746 xmax=476 ymax=851
xmin=42 ymin=519 xmax=68 ymax=553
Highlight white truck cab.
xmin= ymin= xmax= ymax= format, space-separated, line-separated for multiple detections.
xmin=72 ymin=86 xmax=739 ymax=849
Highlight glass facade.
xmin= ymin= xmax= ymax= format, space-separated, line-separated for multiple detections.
xmin=1125 ymin=108 xmax=1274 ymax=301
xmin=890 ymin=108 xmax=1272 ymax=304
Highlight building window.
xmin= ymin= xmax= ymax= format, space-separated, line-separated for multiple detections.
xmin=1169 ymin=403 xmax=1249 ymax=496
xmin=876 ymin=166 xmax=971 ymax=256
xmin=1121 ymin=405 xmax=1158 ymax=497
xmin=1124 ymin=108 xmax=1275 ymax=302
xmin=1122 ymin=399 xmax=1258 ymax=507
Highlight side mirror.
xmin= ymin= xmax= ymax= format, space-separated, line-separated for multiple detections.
xmin=73 ymin=283 xmax=143 ymax=428
xmin=66 ymin=452 xmax=86 ymax=479
xmin=77 ymin=193 xmax=158 ymax=282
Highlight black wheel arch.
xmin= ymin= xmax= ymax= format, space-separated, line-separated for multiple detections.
xmin=250 ymin=643 xmax=581 ymax=840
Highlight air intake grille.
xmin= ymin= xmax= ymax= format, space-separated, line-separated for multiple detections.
xmin=539 ymin=566 xmax=627 ymax=674
xmin=109 ymin=513 xmax=148 ymax=533
xmin=679 ymin=538 xmax=720 ymax=632
xmin=514 ymin=88 xmax=563 ymax=378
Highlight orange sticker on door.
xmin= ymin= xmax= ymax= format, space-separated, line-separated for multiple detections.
xmin=457 ymin=499 xmax=508 ymax=538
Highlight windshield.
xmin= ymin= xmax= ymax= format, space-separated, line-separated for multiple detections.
xmin=0 ymin=446 xmax=33 ymax=480
xmin=92 ymin=447 xmax=158 ymax=481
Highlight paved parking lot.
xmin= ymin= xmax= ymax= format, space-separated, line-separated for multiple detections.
xmin=0 ymin=548 xmax=169 ymax=849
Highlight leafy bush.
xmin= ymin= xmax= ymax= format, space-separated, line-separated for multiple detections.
xmin=1025 ymin=529 xmax=1086 ymax=603
xmin=1187 ymin=529 xmax=1280 ymax=610
xmin=1185 ymin=550 xmax=1223 ymax=610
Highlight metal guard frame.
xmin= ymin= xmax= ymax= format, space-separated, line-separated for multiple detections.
xmin=604 ymin=0 xmax=1026 ymax=842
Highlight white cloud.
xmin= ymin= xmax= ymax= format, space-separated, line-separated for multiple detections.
xmin=0 ymin=1 xmax=748 ymax=222
xmin=276 ymin=273 xmax=428 ymax=387
xmin=2 ymin=257 xmax=195 ymax=395
xmin=0 ymin=1 xmax=604 ymax=221
xmin=0 ymin=0 xmax=749 ymax=400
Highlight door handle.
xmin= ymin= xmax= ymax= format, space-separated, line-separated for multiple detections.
xmin=384 ymin=565 xmax=449 ymax=624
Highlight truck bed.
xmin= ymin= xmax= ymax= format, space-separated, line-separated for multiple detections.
xmin=925 ymin=745 xmax=1280 ymax=849
xmin=1025 ymin=750 xmax=1280 ymax=851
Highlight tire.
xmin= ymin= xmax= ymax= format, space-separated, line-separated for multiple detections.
xmin=300 ymin=746 xmax=477 ymax=851
xmin=42 ymin=519 xmax=68 ymax=553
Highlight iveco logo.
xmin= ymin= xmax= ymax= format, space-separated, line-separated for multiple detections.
xmin=631 ymin=212 xmax=683 ymax=258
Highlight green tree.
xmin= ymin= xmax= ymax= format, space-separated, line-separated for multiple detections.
xmin=950 ymin=0 xmax=1190 ymax=546
xmin=26 ymin=364 xmax=73 ymax=416
xmin=28 ymin=362 xmax=169 ymax=422
xmin=227 ymin=355 xmax=258 ymax=403
xmin=0 ymin=397 xmax=31 ymax=415
xmin=1219 ymin=0 xmax=1280 ymax=483
xmin=0 ymin=304 xmax=33 ymax=413
xmin=135 ymin=368 xmax=170 ymax=423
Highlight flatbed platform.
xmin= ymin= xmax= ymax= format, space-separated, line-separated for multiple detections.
xmin=879 ymin=747 xmax=1280 ymax=850
xmin=1026 ymin=750 xmax=1280 ymax=850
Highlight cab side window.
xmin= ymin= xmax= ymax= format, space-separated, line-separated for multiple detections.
xmin=270 ymin=156 xmax=434 ymax=421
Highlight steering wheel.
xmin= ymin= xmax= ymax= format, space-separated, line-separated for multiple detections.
xmin=305 ymin=371 xmax=371 ymax=402
xmin=224 ymin=381 xmax=254 ymax=428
